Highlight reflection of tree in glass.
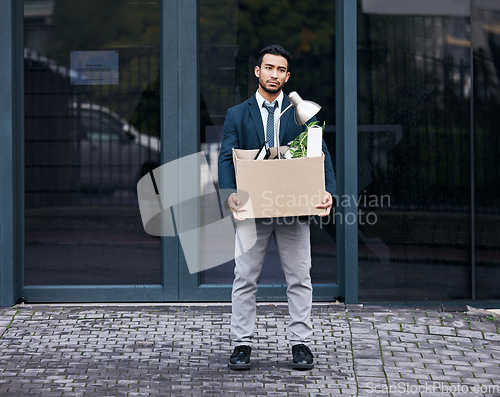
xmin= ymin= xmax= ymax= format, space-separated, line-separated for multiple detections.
xmin=199 ymin=0 xmax=336 ymax=126
xmin=51 ymin=0 xmax=160 ymax=58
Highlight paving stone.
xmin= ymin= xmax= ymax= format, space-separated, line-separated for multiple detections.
xmin=428 ymin=325 xmax=457 ymax=336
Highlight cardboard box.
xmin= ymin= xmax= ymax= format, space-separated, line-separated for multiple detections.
xmin=232 ymin=147 xmax=326 ymax=218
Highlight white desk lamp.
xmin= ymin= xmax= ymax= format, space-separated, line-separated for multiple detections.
xmin=275 ymin=91 xmax=321 ymax=159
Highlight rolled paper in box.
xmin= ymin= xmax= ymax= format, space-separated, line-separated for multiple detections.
xmin=307 ymin=125 xmax=323 ymax=158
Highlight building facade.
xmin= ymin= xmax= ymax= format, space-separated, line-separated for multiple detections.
xmin=0 ymin=0 xmax=498 ymax=306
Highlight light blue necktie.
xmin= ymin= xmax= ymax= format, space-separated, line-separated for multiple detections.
xmin=263 ymin=101 xmax=278 ymax=147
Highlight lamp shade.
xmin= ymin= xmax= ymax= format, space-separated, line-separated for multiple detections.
xmin=288 ymin=91 xmax=321 ymax=125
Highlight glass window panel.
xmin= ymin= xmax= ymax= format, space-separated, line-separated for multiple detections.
xmin=358 ymin=0 xmax=472 ymax=301
xmin=199 ymin=0 xmax=337 ymax=286
xmin=24 ymin=0 xmax=161 ymax=285
xmin=473 ymin=1 xmax=500 ymax=299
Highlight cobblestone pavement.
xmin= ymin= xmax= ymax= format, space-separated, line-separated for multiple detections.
xmin=0 ymin=303 xmax=499 ymax=396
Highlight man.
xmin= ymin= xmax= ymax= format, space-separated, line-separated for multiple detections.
xmin=218 ymin=45 xmax=336 ymax=370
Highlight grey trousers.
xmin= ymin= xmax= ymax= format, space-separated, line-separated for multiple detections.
xmin=231 ymin=217 xmax=313 ymax=347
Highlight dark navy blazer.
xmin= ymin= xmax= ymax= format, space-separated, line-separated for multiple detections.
xmin=218 ymin=93 xmax=337 ymax=198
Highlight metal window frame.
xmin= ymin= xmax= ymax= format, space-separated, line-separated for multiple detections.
xmin=0 ymin=0 xmax=22 ymax=307
xmin=4 ymin=0 xmax=179 ymax=304
xmin=336 ymin=0 xmax=358 ymax=304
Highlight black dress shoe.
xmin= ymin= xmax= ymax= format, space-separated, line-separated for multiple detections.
xmin=291 ymin=344 xmax=314 ymax=370
xmin=228 ymin=345 xmax=251 ymax=370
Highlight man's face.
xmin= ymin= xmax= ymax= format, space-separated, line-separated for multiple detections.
xmin=255 ymin=53 xmax=290 ymax=94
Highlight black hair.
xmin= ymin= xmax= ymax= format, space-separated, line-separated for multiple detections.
xmin=256 ymin=45 xmax=291 ymax=70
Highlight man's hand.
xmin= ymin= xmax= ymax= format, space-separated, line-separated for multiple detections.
xmin=228 ymin=193 xmax=247 ymax=221
xmin=316 ymin=191 xmax=333 ymax=217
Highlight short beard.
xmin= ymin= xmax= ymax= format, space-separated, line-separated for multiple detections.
xmin=260 ymin=81 xmax=282 ymax=94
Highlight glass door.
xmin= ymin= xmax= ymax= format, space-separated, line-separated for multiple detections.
xmin=181 ymin=0 xmax=340 ymax=301
xmin=22 ymin=0 xmax=175 ymax=301
xmin=22 ymin=0 xmax=342 ymax=302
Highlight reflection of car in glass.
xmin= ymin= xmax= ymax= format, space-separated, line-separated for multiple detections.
xmin=70 ymin=103 xmax=160 ymax=192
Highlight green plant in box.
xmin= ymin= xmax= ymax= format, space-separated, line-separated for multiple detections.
xmin=287 ymin=121 xmax=325 ymax=158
